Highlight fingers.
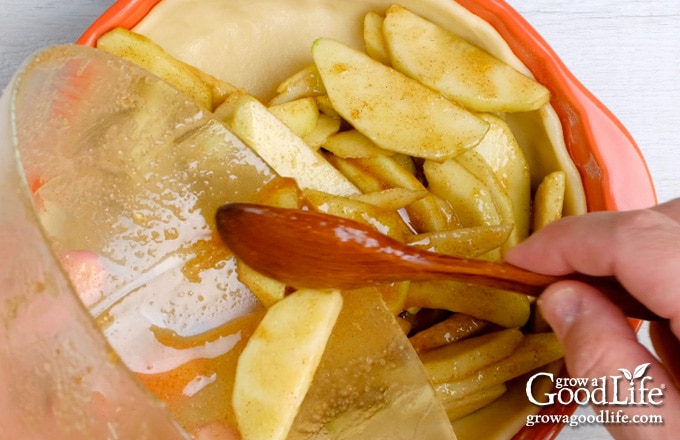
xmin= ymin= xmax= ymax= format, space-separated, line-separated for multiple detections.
xmin=649 ymin=320 xmax=680 ymax=388
xmin=651 ymin=197 xmax=680 ymax=220
xmin=539 ymin=281 xmax=680 ymax=439
xmin=505 ymin=206 xmax=680 ymax=321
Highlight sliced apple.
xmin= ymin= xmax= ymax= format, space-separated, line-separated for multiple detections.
xmin=363 ymin=11 xmax=390 ymax=65
xmin=420 ymin=328 xmax=524 ymax=384
xmin=253 ymin=176 xmax=302 ymax=210
xmin=406 ymin=280 xmax=531 ymax=329
xmin=213 ymin=89 xmax=251 ymax=122
xmin=302 ymin=188 xmax=413 ymax=241
xmin=302 ymin=113 xmax=342 ymax=149
xmin=352 ymin=188 xmax=429 ymax=211
xmin=424 ymin=159 xmax=501 ymax=229
xmin=235 ymin=259 xmax=286 ymax=308
xmin=473 ymin=113 xmax=531 ymax=243
xmin=97 ymin=27 xmax=214 ymax=110
xmin=336 ymin=155 xmax=461 ymax=233
xmin=227 ymin=95 xmax=359 ymax=197
xmin=322 ymin=129 xmax=393 ymax=158
xmin=455 ymin=150 xmax=517 ymax=250
xmin=324 ymin=154 xmax=385 ymax=193
xmin=391 ymin=153 xmax=418 ymax=175
xmin=451 ymin=360 xmax=564 ymax=439
xmin=437 ymin=332 xmax=564 ymax=400
xmin=268 ymin=97 xmax=320 ymax=138
xmin=269 ymin=64 xmax=326 ymax=106
xmin=314 ymin=95 xmax=340 ymax=118
xmin=383 ymin=5 xmax=550 ymax=113
xmin=232 ymin=289 xmax=343 ymax=440
xmin=443 ymin=383 xmax=507 ymax=422
xmin=405 ymin=224 xmax=513 ymax=258
xmin=533 ymin=170 xmax=566 ymax=231
xmin=312 ymin=38 xmax=488 ymax=160
xmin=409 ymin=313 xmax=491 ymax=354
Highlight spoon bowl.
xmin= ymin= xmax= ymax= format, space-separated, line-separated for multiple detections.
xmin=216 ymin=203 xmax=661 ymax=321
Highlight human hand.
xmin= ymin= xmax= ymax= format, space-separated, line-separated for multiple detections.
xmin=506 ymin=198 xmax=680 ymax=439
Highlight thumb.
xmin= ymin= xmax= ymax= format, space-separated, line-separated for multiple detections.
xmin=538 ymin=281 xmax=680 ymax=439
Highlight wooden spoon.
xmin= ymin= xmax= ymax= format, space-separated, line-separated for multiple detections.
xmin=215 ymin=203 xmax=661 ymax=321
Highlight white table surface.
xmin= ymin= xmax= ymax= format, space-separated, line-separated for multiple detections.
xmin=1 ymin=1 xmax=678 ymax=439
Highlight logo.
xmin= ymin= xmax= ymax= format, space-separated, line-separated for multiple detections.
xmin=524 ymin=364 xmax=666 ymax=428
xmin=526 ymin=363 xmax=665 ymax=407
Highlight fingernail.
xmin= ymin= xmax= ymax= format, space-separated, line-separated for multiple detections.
xmin=538 ymin=285 xmax=584 ymax=337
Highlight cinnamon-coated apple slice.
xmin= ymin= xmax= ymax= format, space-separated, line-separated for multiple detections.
xmin=312 ymin=37 xmax=488 ymax=161
xmin=383 ymin=5 xmax=550 ymax=113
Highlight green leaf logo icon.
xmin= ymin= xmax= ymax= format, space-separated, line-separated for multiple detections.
xmin=618 ymin=363 xmax=650 ymax=385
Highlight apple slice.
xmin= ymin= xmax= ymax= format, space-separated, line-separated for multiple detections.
xmin=383 ymin=5 xmax=550 ymax=113
xmin=301 ymin=114 xmax=342 ymax=149
xmin=232 ymin=289 xmax=343 ymax=440
xmin=473 ymin=113 xmax=531 ymax=243
xmin=269 ymin=64 xmax=326 ymax=106
xmin=312 ymin=38 xmax=488 ymax=160
xmin=455 ymin=150 xmax=517 ymax=250
xmin=322 ymin=130 xmax=393 ymax=159
xmin=97 ymin=27 xmax=236 ymax=110
xmin=363 ymin=11 xmax=390 ymax=64
xmin=420 ymin=328 xmax=524 ymax=384
xmin=406 ymin=280 xmax=531 ymax=329
xmin=352 ymin=188 xmax=429 ymax=211
xmin=228 ymin=95 xmax=359 ymax=197
xmin=405 ymin=224 xmax=513 ymax=258
xmin=301 ymin=188 xmax=414 ymax=241
xmin=267 ymin=97 xmax=320 ymax=138
xmin=532 ymin=170 xmax=566 ymax=231
xmin=424 ymin=158 xmax=501 ymax=229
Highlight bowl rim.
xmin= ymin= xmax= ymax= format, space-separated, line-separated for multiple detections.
xmin=77 ymin=1 xmax=657 ymax=439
